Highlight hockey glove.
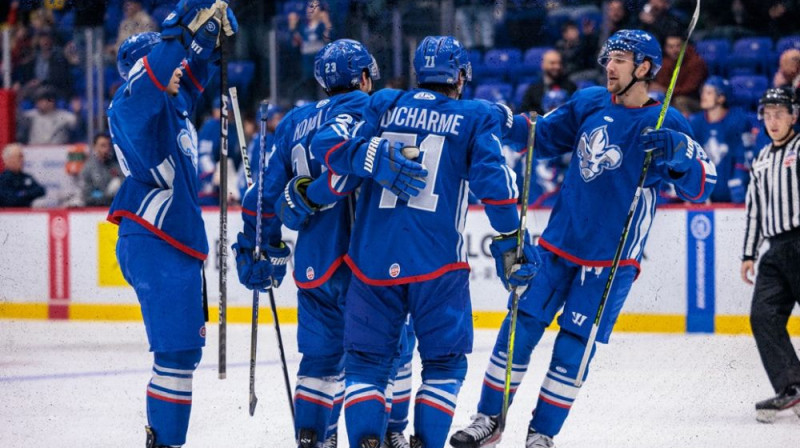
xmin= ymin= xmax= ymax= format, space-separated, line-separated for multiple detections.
xmin=640 ymin=128 xmax=698 ymax=174
xmin=161 ymin=0 xmax=225 ymax=47
xmin=189 ymin=13 xmax=220 ymax=60
xmin=232 ymin=232 xmax=273 ymax=291
xmin=266 ymin=242 xmax=291 ymax=288
xmin=274 ymin=176 xmax=319 ymax=231
xmin=354 ymin=137 xmax=428 ymax=201
xmin=489 ymin=229 xmax=541 ymax=293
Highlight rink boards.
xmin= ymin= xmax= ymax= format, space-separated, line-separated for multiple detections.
xmin=1 ymin=205 xmax=798 ymax=335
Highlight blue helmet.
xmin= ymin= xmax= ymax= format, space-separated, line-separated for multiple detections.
xmin=703 ymin=76 xmax=732 ymax=102
xmin=542 ymin=89 xmax=569 ymax=112
xmin=117 ymin=31 xmax=161 ymax=81
xmin=598 ymin=29 xmax=662 ymax=79
xmin=414 ymin=36 xmax=472 ymax=85
xmin=314 ymin=39 xmax=380 ymax=92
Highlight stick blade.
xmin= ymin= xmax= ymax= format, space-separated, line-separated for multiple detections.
xmin=249 ymin=395 xmax=258 ymax=416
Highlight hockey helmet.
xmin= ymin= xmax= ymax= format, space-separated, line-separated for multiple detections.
xmin=117 ymin=31 xmax=161 ymax=81
xmin=542 ymin=89 xmax=570 ymax=112
xmin=703 ymin=76 xmax=732 ymax=103
xmin=598 ymin=29 xmax=662 ymax=79
xmin=314 ymin=39 xmax=380 ymax=93
xmin=414 ymin=35 xmax=472 ymax=85
xmin=757 ymin=87 xmax=799 ymax=120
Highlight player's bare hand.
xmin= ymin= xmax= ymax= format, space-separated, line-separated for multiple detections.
xmin=741 ymin=260 xmax=755 ymax=285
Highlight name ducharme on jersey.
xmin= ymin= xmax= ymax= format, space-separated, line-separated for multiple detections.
xmin=743 ymin=132 xmax=800 ymax=259
xmin=379 ymin=92 xmax=466 ymax=136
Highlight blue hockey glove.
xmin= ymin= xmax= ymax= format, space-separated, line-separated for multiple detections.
xmin=266 ymin=242 xmax=291 ymax=288
xmin=355 ymin=137 xmax=428 ymax=201
xmin=232 ymin=232 xmax=273 ymax=291
xmin=489 ymin=230 xmax=541 ymax=292
xmin=189 ymin=14 xmax=220 ymax=60
xmin=640 ymin=128 xmax=698 ymax=174
xmin=161 ymin=0 xmax=225 ymax=47
xmin=274 ymin=176 xmax=319 ymax=231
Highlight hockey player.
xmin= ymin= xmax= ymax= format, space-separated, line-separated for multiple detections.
xmin=106 ymin=1 xmax=237 ymax=447
xmin=302 ymin=35 xmax=539 ymax=448
xmin=196 ymin=97 xmax=241 ymax=205
xmin=450 ymin=29 xmax=716 ymax=448
xmin=689 ymin=76 xmax=751 ymax=203
xmin=233 ymin=39 xmax=385 ymax=448
xmin=741 ymin=87 xmax=800 ymax=423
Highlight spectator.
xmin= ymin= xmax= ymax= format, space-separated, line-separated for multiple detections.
xmin=631 ymin=0 xmax=685 ymax=43
xmin=689 ymin=76 xmax=751 ymax=203
xmin=735 ymin=0 xmax=799 ymax=39
xmin=0 ymin=143 xmax=46 ymax=208
xmin=13 ymin=27 xmax=72 ymax=101
xmin=17 ymin=86 xmax=79 ymax=145
xmin=653 ymin=33 xmax=707 ymax=115
xmin=289 ymin=0 xmax=332 ymax=95
xmin=115 ymin=0 xmax=157 ymax=50
xmin=454 ymin=0 xmax=497 ymax=51
xmin=555 ymin=20 xmax=598 ymax=77
xmin=599 ymin=0 xmax=631 ymax=44
xmin=80 ymin=133 xmax=124 ymax=207
xmin=774 ymin=49 xmax=800 ymax=90
xmin=520 ymin=50 xmax=577 ymax=114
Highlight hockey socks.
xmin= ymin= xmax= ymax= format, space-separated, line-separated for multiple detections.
xmin=146 ymin=349 xmax=202 ymax=447
xmin=387 ymin=359 xmax=413 ymax=434
xmin=344 ymin=381 xmax=391 ymax=446
xmin=414 ymin=378 xmax=461 ymax=448
xmin=477 ymin=312 xmax=545 ymax=416
xmin=294 ymin=373 xmax=345 ymax=445
xmin=530 ymin=330 xmax=596 ymax=437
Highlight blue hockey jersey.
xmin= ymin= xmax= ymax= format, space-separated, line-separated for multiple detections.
xmin=107 ymin=40 xmax=215 ymax=260
xmin=317 ymin=88 xmax=520 ymax=285
xmin=241 ymin=91 xmax=366 ymax=289
xmin=196 ymin=115 xmax=241 ymax=206
xmin=689 ymin=107 xmax=751 ymax=203
xmin=534 ymin=87 xmax=716 ymax=271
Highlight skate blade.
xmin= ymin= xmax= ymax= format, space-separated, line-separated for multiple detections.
xmin=756 ymin=409 xmax=777 ymax=423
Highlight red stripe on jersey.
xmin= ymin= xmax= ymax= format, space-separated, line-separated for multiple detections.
xmin=482 ymin=378 xmax=517 ymax=393
xmin=295 ymin=393 xmax=334 ymax=409
xmin=345 ymin=393 xmax=385 ymax=409
xmin=324 ymin=141 xmax=347 ymax=176
xmin=242 ymin=207 xmax=275 ymax=218
xmin=107 ymin=211 xmax=208 ymax=261
xmin=181 ymin=60 xmax=204 ymax=92
xmin=482 ymin=198 xmax=517 ymax=205
xmin=683 ymin=159 xmax=707 ymax=201
xmin=539 ymin=393 xmax=572 ymax=409
xmin=538 ymin=238 xmax=641 ymax=272
xmin=344 ymin=255 xmax=470 ymax=286
xmin=147 ymin=390 xmax=192 ymax=405
xmin=414 ymin=397 xmax=455 ymax=416
xmin=294 ymin=256 xmax=345 ymax=289
xmin=327 ymin=172 xmax=350 ymax=196
xmin=143 ymin=56 xmax=167 ymax=92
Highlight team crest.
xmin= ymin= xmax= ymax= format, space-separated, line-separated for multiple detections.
xmin=306 ymin=267 xmax=315 ymax=280
xmin=177 ymin=118 xmax=199 ymax=169
xmin=577 ymin=125 xmax=622 ymax=182
xmin=389 ymin=263 xmax=401 ymax=278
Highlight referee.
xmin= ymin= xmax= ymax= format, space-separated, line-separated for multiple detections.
xmin=741 ymin=87 xmax=800 ymax=423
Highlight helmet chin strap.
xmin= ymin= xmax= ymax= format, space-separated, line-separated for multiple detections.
xmin=617 ymin=65 xmax=644 ymax=97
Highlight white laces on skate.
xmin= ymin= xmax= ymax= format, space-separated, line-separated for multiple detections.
xmin=525 ymin=430 xmax=554 ymax=448
xmin=383 ymin=431 xmax=410 ymax=448
xmin=460 ymin=414 xmax=498 ymax=440
xmin=322 ymin=433 xmax=337 ymax=448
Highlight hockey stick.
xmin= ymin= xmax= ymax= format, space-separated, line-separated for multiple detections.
xmin=245 ymin=101 xmax=270 ymax=416
xmin=218 ymin=25 xmax=229 ymax=380
xmin=574 ymin=0 xmax=701 ymax=388
xmin=229 ymin=87 xmax=252 ymax=188
xmin=499 ymin=112 xmax=538 ymax=431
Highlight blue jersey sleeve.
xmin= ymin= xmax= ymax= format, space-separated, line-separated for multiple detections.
xmin=534 ymin=93 xmax=583 ymax=159
xmin=657 ymin=110 xmax=717 ymax=203
xmin=468 ymin=105 xmax=521 ymax=234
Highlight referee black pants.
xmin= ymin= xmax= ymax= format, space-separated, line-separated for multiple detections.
xmin=750 ymin=237 xmax=800 ymax=394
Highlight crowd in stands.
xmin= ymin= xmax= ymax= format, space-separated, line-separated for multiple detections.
xmin=0 ymin=0 xmax=798 ymax=209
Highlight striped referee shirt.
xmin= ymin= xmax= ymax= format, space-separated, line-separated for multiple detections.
xmin=743 ymin=132 xmax=800 ymax=259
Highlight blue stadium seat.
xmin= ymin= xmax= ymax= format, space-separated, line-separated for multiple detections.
xmin=730 ymin=75 xmax=769 ymax=111
xmin=544 ymin=8 xmax=572 ymax=45
xmin=227 ymin=61 xmax=256 ymax=99
xmin=481 ymin=48 xmax=522 ymax=80
xmin=728 ymin=37 xmax=773 ymax=76
xmin=696 ymin=39 xmax=731 ymax=76
xmin=571 ymin=5 xmax=602 ymax=37
xmin=509 ymin=47 xmax=551 ymax=83
xmin=776 ymin=35 xmax=800 ymax=54
xmin=473 ymin=82 xmax=513 ymax=105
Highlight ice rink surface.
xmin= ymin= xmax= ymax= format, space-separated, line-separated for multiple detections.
xmin=1 ymin=320 xmax=798 ymax=447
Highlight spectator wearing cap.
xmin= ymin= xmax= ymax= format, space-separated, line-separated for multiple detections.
xmin=774 ymin=49 xmax=800 ymax=91
xmin=0 ymin=143 xmax=46 ymax=208
xmin=689 ymin=76 xmax=752 ymax=203
xmin=80 ymin=133 xmax=124 ymax=207
xmin=115 ymin=0 xmax=156 ymax=50
xmin=17 ymin=86 xmax=79 ymax=145
xmin=520 ymin=50 xmax=577 ymax=115
xmin=652 ymin=32 xmax=707 ymax=116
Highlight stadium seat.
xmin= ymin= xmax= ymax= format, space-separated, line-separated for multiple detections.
xmin=473 ymin=82 xmax=513 ymax=105
xmin=728 ymin=37 xmax=773 ymax=76
xmin=730 ymin=75 xmax=769 ymax=111
xmin=227 ymin=61 xmax=256 ymax=99
xmin=570 ymin=5 xmax=602 ymax=37
xmin=481 ymin=48 xmax=522 ymax=80
xmin=543 ymin=7 xmax=572 ymax=45
xmin=509 ymin=47 xmax=551 ymax=83
xmin=776 ymin=35 xmax=800 ymax=54
xmin=696 ymin=39 xmax=731 ymax=76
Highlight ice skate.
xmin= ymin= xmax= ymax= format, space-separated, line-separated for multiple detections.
xmin=525 ymin=428 xmax=554 ymax=448
xmin=382 ymin=431 xmax=410 ymax=448
xmin=755 ymin=384 xmax=800 ymax=423
xmin=448 ymin=413 xmax=501 ymax=448
xmin=322 ymin=432 xmax=337 ymax=448
xmin=298 ymin=428 xmax=318 ymax=448
xmin=359 ymin=435 xmax=381 ymax=448
xmin=409 ymin=435 xmax=423 ymax=448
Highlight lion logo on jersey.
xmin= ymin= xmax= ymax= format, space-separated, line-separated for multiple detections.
xmin=577 ymin=125 xmax=622 ymax=182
